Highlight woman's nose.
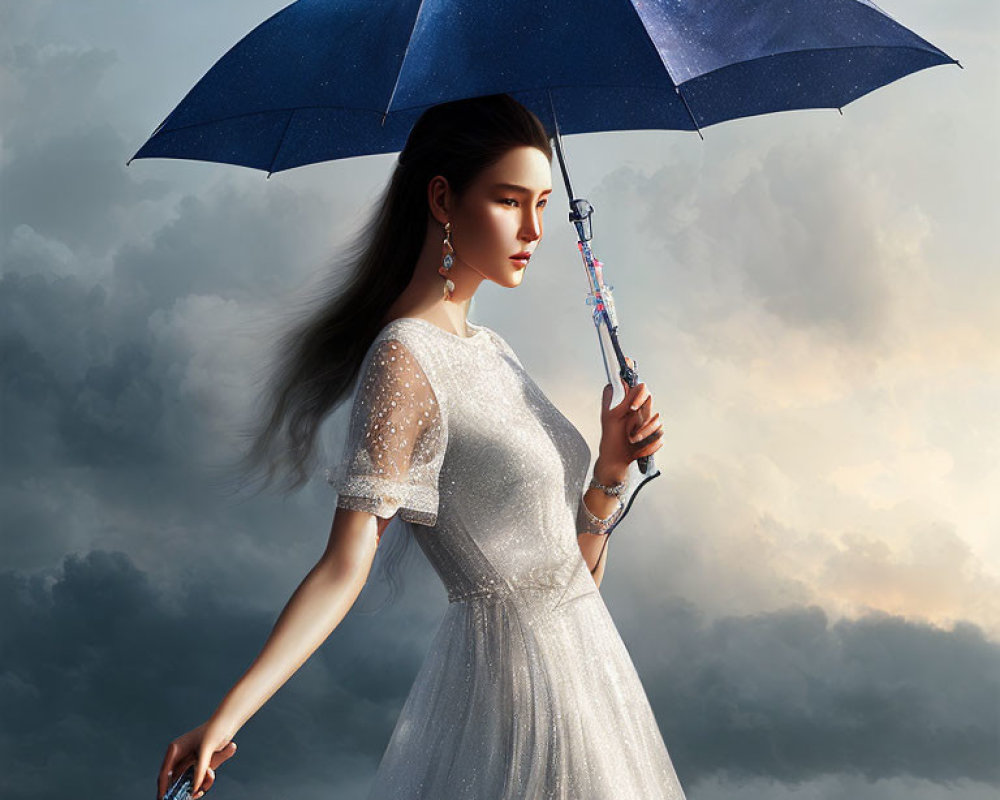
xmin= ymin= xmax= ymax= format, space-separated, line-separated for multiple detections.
xmin=521 ymin=210 xmax=542 ymax=241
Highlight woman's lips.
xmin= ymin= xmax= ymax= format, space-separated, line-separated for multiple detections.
xmin=509 ymin=255 xmax=530 ymax=268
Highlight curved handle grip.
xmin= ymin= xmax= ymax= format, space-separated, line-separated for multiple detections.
xmin=594 ymin=315 xmax=654 ymax=476
xmin=619 ymin=357 xmax=651 ymax=474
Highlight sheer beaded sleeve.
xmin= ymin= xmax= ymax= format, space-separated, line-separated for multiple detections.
xmin=326 ymin=337 xmax=447 ymax=526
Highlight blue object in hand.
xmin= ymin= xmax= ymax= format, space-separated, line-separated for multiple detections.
xmin=162 ymin=764 xmax=195 ymax=800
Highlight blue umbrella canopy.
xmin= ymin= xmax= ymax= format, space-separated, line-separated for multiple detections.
xmin=128 ymin=0 xmax=959 ymax=175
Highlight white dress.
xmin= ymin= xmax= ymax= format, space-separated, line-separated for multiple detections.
xmin=327 ymin=317 xmax=687 ymax=799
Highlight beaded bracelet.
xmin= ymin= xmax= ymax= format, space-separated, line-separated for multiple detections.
xmin=589 ymin=476 xmax=628 ymax=498
xmin=579 ymin=494 xmax=625 ymax=535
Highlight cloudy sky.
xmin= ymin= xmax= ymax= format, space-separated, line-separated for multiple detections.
xmin=2 ymin=1 xmax=998 ymax=799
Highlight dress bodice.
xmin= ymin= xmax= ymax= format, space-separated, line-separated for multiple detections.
xmin=328 ymin=317 xmax=594 ymax=606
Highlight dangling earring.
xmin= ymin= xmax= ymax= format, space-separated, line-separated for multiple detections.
xmin=439 ymin=221 xmax=455 ymax=302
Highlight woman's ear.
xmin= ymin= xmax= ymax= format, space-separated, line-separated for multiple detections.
xmin=427 ymin=175 xmax=451 ymax=226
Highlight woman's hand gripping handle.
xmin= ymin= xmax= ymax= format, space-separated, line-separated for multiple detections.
xmin=157 ymin=720 xmax=237 ymax=799
xmin=596 ymin=356 xmax=664 ymax=483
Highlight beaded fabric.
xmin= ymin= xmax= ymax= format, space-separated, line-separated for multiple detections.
xmin=326 ymin=317 xmax=687 ymax=799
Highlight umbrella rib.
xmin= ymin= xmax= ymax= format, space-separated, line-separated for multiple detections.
xmin=673 ymin=86 xmax=703 ymax=141
xmin=686 ymin=43 xmax=960 ymax=85
xmin=623 ymin=0 xmax=703 ymax=138
xmin=381 ymin=0 xmax=429 ymax=125
xmin=266 ymin=109 xmax=295 ymax=178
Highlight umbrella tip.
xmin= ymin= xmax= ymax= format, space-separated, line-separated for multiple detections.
xmin=954 ymin=59 xmax=964 ymax=69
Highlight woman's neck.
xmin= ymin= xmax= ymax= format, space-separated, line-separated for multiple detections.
xmin=382 ymin=224 xmax=479 ymax=336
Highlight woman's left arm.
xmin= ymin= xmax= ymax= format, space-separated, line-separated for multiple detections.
xmin=577 ymin=372 xmax=664 ymax=587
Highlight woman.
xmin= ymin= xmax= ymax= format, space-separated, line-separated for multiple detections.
xmin=157 ymin=93 xmax=685 ymax=800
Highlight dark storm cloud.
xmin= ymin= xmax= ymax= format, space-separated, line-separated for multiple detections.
xmin=1 ymin=123 xmax=169 ymax=254
xmin=0 ymin=42 xmax=172 ymax=253
xmin=0 ymin=41 xmax=117 ymax=146
xmin=0 ymin=0 xmax=386 ymax=661
xmin=0 ymin=170 xmax=335 ymax=572
xmin=0 ymin=549 xmax=420 ymax=800
xmin=111 ymin=185 xmax=325 ymax=309
xmin=0 ymin=550 xmax=995 ymax=800
xmin=617 ymin=598 xmax=1000 ymax=787
xmin=1 ymin=273 xmax=163 ymax=471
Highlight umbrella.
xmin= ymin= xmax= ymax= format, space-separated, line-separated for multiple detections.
xmin=127 ymin=0 xmax=960 ymax=533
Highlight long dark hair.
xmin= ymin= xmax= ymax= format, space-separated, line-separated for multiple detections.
xmin=230 ymin=93 xmax=552 ymax=605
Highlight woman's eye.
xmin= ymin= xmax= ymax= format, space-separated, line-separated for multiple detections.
xmin=500 ymin=198 xmax=548 ymax=208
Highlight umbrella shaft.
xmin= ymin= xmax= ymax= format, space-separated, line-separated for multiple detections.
xmin=548 ymin=89 xmax=576 ymax=201
xmin=548 ymin=91 xmax=651 ymax=476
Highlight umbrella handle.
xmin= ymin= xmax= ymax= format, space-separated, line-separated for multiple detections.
xmin=619 ymin=350 xmax=651 ymax=475
xmin=549 ymin=111 xmax=657 ymax=485
xmin=571 ymin=209 xmax=662 ymax=536
xmin=592 ymin=311 xmax=653 ymax=475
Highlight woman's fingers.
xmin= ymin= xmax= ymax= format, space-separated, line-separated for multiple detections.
xmin=157 ymin=726 xmax=234 ymax=800
xmin=633 ymin=427 xmax=664 ymax=452
xmin=628 ymin=389 xmax=654 ymax=427
xmin=212 ymin=741 xmax=237 ymax=768
xmin=642 ymin=436 xmax=665 ymax=458
xmin=614 ymin=382 xmax=650 ymax=417
xmin=635 ymin=392 xmax=653 ymax=423
xmin=193 ymin=767 xmax=215 ymax=799
xmin=635 ymin=430 xmax=665 ymax=458
xmin=183 ymin=741 xmax=233 ymax=798
xmin=629 ymin=401 xmax=665 ymax=457
xmin=157 ymin=743 xmax=178 ymax=799
xmin=629 ymin=385 xmax=650 ymax=413
xmin=191 ymin=767 xmax=215 ymax=800
xmin=158 ymin=743 xmax=192 ymax=800
xmin=192 ymin=751 xmax=211 ymax=799
xmin=629 ymin=411 xmax=661 ymax=443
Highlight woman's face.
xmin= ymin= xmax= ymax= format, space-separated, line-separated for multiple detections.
xmin=446 ymin=146 xmax=553 ymax=289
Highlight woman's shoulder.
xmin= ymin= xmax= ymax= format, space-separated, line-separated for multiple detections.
xmin=474 ymin=323 xmax=522 ymax=368
xmin=362 ymin=318 xmax=449 ymax=394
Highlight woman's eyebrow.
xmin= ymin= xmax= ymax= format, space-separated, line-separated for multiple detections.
xmin=492 ymin=182 xmax=553 ymax=194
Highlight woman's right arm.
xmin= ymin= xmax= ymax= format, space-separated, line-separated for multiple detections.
xmin=157 ymin=506 xmax=392 ymax=800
